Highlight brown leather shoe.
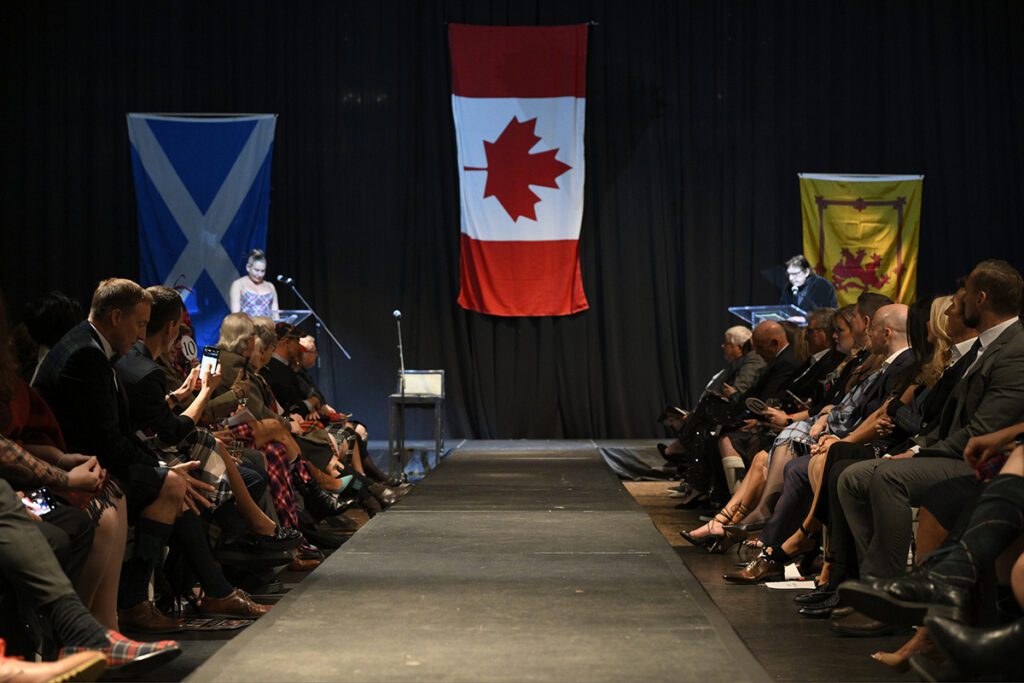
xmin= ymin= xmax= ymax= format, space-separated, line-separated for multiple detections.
xmin=117 ymin=601 xmax=184 ymax=634
xmin=288 ymin=556 xmax=322 ymax=571
xmin=723 ymin=554 xmax=785 ymax=584
xmin=0 ymin=648 xmax=106 ymax=683
xmin=198 ymin=589 xmax=271 ymax=619
xmin=829 ymin=608 xmax=907 ymax=637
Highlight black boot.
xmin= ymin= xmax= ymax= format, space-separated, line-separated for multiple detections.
xmin=290 ymin=469 xmax=358 ymax=521
xmin=926 ymin=615 xmax=1024 ymax=680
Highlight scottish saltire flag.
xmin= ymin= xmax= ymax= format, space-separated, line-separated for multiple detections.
xmin=799 ymin=173 xmax=923 ymax=305
xmin=127 ymin=113 xmax=276 ymax=347
xmin=450 ymin=24 xmax=589 ymax=316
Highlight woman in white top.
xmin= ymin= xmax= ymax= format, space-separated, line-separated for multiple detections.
xmin=229 ymin=249 xmax=278 ymax=319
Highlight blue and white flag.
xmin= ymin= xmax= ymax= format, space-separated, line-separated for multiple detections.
xmin=127 ymin=113 xmax=277 ymax=348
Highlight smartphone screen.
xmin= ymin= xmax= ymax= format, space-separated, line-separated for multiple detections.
xmin=200 ymin=346 xmax=220 ymax=376
xmin=22 ymin=489 xmax=54 ymax=516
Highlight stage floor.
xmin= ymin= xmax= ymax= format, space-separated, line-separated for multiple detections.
xmin=187 ymin=440 xmax=768 ymax=683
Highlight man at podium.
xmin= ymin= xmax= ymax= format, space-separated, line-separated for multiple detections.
xmin=779 ymin=255 xmax=837 ymax=310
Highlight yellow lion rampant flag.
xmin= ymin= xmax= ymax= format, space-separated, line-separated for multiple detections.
xmin=799 ymin=173 xmax=923 ymax=306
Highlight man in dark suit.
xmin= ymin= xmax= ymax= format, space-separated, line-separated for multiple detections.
xmin=33 ymin=278 xmax=210 ymax=633
xmin=260 ymin=323 xmax=319 ymax=418
xmin=719 ymin=320 xmax=803 ymax=465
xmin=785 ymin=308 xmax=846 ymax=412
xmin=839 ymin=260 xmax=1024 ymax=590
xmin=780 ymin=255 xmax=838 ymax=311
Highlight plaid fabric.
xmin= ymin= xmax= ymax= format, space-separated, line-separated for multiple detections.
xmin=156 ymin=429 xmax=232 ymax=509
xmin=264 ymin=441 xmax=300 ymax=529
xmin=59 ymin=629 xmax=179 ymax=668
xmin=227 ymin=422 xmax=300 ymax=529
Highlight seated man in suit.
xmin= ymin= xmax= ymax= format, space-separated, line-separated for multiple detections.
xmin=717 ymin=320 xmax=802 ymax=468
xmin=839 ymin=260 xmax=1024 ymax=635
xmin=33 ymin=278 xmax=212 ymax=633
xmin=261 ymin=323 xmax=319 ymax=418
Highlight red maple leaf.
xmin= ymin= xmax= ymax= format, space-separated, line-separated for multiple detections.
xmin=464 ymin=117 xmax=571 ymax=222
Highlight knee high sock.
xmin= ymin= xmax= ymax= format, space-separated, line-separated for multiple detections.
xmin=172 ymin=511 xmax=233 ymax=599
xmin=42 ymin=595 xmax=108 ymax=648
xmin=118 ymin=517 xmax=173 ymax=608
xmin=931 ymin=475 xmax=1024 ymax=588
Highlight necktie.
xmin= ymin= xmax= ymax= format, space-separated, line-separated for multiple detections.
xmin=937 ymin=339 xmax=983 ymax=438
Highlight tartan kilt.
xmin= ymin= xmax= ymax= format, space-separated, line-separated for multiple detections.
xmin=157 ymin=428 xmax=233 ymax=509
xmin=765 ymin=418 xmax=815 ymax=468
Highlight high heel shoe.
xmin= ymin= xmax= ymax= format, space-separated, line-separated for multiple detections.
xmin=679 ymin=529 xmax=721 ymax=548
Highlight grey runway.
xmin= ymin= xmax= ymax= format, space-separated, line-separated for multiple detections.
xmin=187 ymin=441 xmax=770 ymax=683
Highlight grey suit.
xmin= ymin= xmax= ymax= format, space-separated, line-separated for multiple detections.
xmin=838 ymin=320 xmax=1024 ymax=579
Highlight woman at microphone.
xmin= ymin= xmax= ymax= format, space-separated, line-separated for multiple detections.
xmin=229 ymin=249 xmax=279 ymax=319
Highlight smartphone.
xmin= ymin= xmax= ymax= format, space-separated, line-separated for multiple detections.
xmin=22 ymin=488 xmax=55 ymax=516
xmin=200 ymin=346 xmax=220 ymax=376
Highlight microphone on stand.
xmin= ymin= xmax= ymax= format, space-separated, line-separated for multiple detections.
xmin=275 ymin=274 xmax=295 ymax=285
xmin=392 ymin=310 xmax=402 ymax=320
xmin=393 ymin=309 xmax=407 ymax=479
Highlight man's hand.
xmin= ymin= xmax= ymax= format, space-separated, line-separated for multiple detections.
xmin=739 ymin=418 xmax=759 ymax=432
xmin=66 ymin=456 xmax=104 ymax=492
xmin=884 ymin=449 xmax=915 ymax=460
xmin=172 ymin=367 xmax=200 ymax=403
xmin=964 ymin=430 xmax=1017 ymax=469
xmin=763 ymin=407 xmax=790 ymax=428
xmin=199 ymin=365 xmax=223 ymax=393
xmin=722 ymin=383 xmax=738 ymax=398
xmin=810 ymin=434 xmax=839 ymax=457
xmin=170 ymin=461 xmax=216 ymax=514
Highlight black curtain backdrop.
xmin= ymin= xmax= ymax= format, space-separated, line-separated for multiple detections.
xmin=2 ymin=1 xmax=1022 ymax=439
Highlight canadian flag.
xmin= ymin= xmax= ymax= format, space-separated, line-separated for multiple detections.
xmin=449 ymin=24 xmax=589 ymax=317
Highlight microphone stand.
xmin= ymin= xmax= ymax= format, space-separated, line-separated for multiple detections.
xmin=283 ymin=281 xmax=352 ymax=360
xmin=394 ymin=313 xmax=406 ymax=479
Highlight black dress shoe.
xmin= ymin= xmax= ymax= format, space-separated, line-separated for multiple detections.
xmin=839 ymin=573 xmax=968 ymax=626
xmin=793 ymin=583 xmax=834 ymax=605
xmin=829 ymin=608 xmax=906 ymax=637
xmin=252 ymin=526 xmax=303 ymax=551
xmin=798 ymin=591 xmax=841 ymax=618
xmin=925 ymin=615 xmax=1024 ymax=680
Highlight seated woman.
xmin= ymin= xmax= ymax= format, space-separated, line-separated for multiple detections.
xmin=229 ymin=249 xmax=278 ymax=319
xmin=0 ymin=291 xmax=125 ymax=630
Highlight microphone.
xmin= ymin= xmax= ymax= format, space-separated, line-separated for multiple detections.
xmin=275 ymin=275 xmax=294 ymax=285
xmin=392 ymin=310 xmax=402 ymax=320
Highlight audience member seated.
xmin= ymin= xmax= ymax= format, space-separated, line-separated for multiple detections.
xmin=0 ymin=471 xmax=180 ymax=675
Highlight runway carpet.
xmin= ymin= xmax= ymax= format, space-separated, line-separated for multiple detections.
xmin=187 ymin=441 xmax=769 ymax=683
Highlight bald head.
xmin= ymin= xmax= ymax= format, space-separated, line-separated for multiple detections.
xmin=752 ymin=320 xmax=788 ymax=362
xmin=868 ymin=303 xmax=910 ymax=355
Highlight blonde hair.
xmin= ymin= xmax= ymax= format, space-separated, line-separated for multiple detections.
xmin=920 ymin=295 xmax=953 ymax=387
xmin=218 ymin=313 xmax=255 ymax=353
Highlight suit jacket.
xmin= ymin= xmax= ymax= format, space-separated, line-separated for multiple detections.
xmin=779 ymin=272 xmax=838 ymax=310
xmin=707 ymin=351 xmax=765 ymax=396
xmin=32 ymin=321 xmax=163 ymax=496
xmin=115 ymin=341 xmax=195 ymax=446
xmin=859 ymin=347 xmax=915 ymax=418
xmin=261 ymin=356 xmax=313 ymax=417
xmin=786 ymin=348 xmax=846 ymax=409
xmin=741 ymin=345 xmax=800 ymax=403
xmin=919 ymin=321 xmax=1024 ymax=459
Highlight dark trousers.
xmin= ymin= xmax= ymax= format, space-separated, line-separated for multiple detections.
xmin=0 ymin=480 xmax=79 ymax=653
xmin=760 ymin=456 xmax=813 ymax=547
xmin=818 ymin=442 xmax=877 ymax=583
